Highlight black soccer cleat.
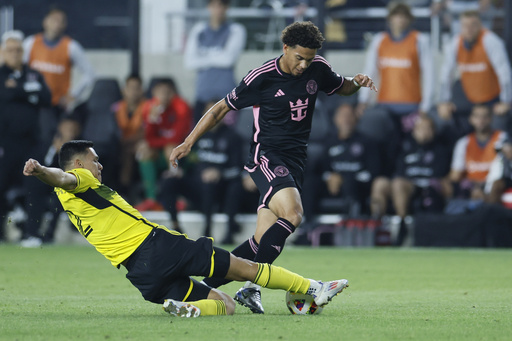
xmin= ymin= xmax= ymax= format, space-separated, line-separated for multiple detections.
xmin=234 ymin=287 xmax=265 ymax=314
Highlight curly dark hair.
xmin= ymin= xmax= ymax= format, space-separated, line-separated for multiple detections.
xmin=281 ymin=21 xmax=325 ymax=50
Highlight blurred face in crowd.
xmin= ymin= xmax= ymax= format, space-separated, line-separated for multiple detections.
xmin=43 ymin=10 xmax=67 ymax=40
xmin=460 ymin=14 xmax=482 ymax=43
xmin=334 ymin=103 xmax=357 ymax=139
xmin=502 ymin=142 xmax=512 ymax=160
xmin=209 ymin=0 xmax=228 ymax=26
xmin=388 ymin=12 xmax=411 ymax=36
xmin=2 ymin=39 xmax=23 ymax=70
xmin=412 ymin=116 xmax=435 ymax=145
xmin=152 ymin=83 xmax=174 ymax=107
xmin=469 ymin=105 xmax=492 ymax=134
xmin=281 ymin=44 xmax=316 ymax=77
xmin=123 ymin=78 xmax=144 ymax=105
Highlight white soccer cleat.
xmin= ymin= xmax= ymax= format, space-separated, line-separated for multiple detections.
xmin=163 ymin=299 xmax=201 ymax=318
xmin=311 ymin=279 xmax=349 ymax=307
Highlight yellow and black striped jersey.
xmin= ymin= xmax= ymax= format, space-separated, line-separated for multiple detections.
xmin=54 ymin=168 xmax=166 ymax=267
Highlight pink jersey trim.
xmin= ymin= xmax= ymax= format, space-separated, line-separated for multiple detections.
xmin=244 ymin=59 xmax=274 ymax=83
xmin=252 ymin=106 xmax=260 ymax=143
xmin=327 ymin=77 xmax=345 ymax=95
xmin=274 ymin=57 xmax=283 ymax=76
xmin=244 ymin=64 xmax=276 ymax=86
xmin=225 ymin=95 xmax=239 ymax=110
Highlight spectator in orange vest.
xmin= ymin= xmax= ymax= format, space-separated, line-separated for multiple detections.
xmin=357 ymin=2 xmax=434 ymax=138
xmin=113 ymin=74 xmax=146 ymax=197
xmin=485 ymin=136 xmax=512 ymax=205
xmin=23 ymin=7 xmax=95 ymax=150
xmin=450 ymin=104 xmax=507 ymax=200
xmin=438 ymin=10 xmax=511 ymax=124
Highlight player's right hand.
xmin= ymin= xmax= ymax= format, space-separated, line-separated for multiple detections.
xmin=169 ymin=142 xmax=192 ymax=168
xmin=23 ymin=158 xmax=43 ymax=176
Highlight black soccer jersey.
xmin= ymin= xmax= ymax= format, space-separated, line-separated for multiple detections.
xmin=395 ymin=137 xmax=451 ymax=188
xmin=322 ymin=131 xmax=381 ymax=183
xmin=224 ymin=55 xmax=344 ymax=170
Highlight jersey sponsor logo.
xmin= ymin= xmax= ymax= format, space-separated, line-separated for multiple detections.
xmin=30 ymin=59 xmax=66 ymax=74
xmin=329 ymin=145 xmax=345 ymax=156
xmin=458 ymin=62 xmax=487 ymax=73
xmin=378 ymin=57 xmax=412 ymax=69
xmin=274 ymin=165 xmax=290 ymax=177
xmin=423 ymin=151 xmax=434 ymax=164
xmin=350 ymin=143 xmax=363 ymax=156
xmin=274 ymin=89 xmax=285 ymax=97
xmin=467 ymin=160 xmax=493 ymax=173
xmin=306 ymin=80 xmax=318 ymax=95
xmin=290 ymin=98 xmax=308 ymax=121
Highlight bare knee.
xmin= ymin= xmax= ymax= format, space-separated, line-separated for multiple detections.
xmin=281 ymin=208 xmax=303 ymax=227
xmin=208 ymin=289 xmax=236 ymax=315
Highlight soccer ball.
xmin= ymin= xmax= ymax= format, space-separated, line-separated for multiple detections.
xmin=286 ymin=292 xmax=323 ymax=315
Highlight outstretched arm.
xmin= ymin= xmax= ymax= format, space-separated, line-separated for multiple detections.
xmin=23 ymin=158 xmax=77 ymax=191
xmin=169 ymin=99 xmax=231 ymax=167
xmin=336 ymin=73 xmax=378 ymax=96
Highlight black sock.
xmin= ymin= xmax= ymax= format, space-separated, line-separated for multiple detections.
xmin=202 ymin=236 xmax=259 ymax=288
xmin=254 ymin=218 xmax=295 ymax=264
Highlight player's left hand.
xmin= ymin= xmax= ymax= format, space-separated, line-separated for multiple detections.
xmin=353 ymin=73 xmax=378 ymax=92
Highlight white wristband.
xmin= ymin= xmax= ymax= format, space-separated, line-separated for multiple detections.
xmin=352 ymin=79 xmax=361 ymax=87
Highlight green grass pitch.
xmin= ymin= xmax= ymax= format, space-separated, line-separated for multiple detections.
xmin=0 ymin=244 xmax=511 ymax=340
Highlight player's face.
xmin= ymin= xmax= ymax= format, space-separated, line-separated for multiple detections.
xmin=43 ymin=11 xmax=67 ymax=39
xmin=412 ymin=117 xmax=434 ymax=145
xmin=460 ymin=16 xmax=481 ymax=43
xmin=81 ymin=148 xmax=103 ymax=183
xmin=469 ymin=106 xmax=492 ymax=133
xmin=1 ymin=39 xmax=23 ymax=69
xmin=281 ymin=44 xmax=317 ymax=77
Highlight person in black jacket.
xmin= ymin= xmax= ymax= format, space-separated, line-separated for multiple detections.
xmin=159 ymin=105 xmax=244 ymax=243
xmin=0 ymin=30 xmax=51 ymax=244
xmin=303 ymin=103 xmax=381 ymax=220
xmin=390 ymin=115 xmax=452 ymax=244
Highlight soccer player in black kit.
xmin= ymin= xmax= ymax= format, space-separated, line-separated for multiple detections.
xmin=170 ymin=21 xmax=377 ymax=313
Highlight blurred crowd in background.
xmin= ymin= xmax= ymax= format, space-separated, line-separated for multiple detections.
xmin=1 ymin=0 xmax=512 ymax=248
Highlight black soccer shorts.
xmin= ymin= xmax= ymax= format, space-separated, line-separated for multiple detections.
xmin=124 ymin=228 xmax=231 ymax=304
xmin=245 ymin=150 xmax=304 ymax=208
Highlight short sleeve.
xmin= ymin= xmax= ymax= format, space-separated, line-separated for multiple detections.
xmin=224 ymin=74 xmax=261 ymax=111
xmin=66 ymin=168 xmax=100 ymax=194
xmin=313 ymin=56 xmax=344 ymax=95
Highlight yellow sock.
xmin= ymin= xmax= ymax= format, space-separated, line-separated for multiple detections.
xmin=187 ymin=299 xmax=227 ymax=316
xmin=253 ymin=263 xmax=310 ymax=294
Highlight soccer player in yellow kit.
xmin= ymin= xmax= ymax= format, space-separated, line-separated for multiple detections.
xmin=23 ymin=140 xmax=348 ymax=317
